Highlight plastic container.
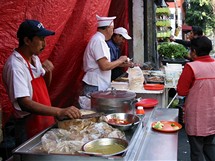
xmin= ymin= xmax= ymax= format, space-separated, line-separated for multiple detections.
xmin=136 ymin=106 xmax=145 ymax=120
xmin=136 ymin=106 xmax=145 ymax=115
xmin=164 ymin=65 xmax=183 ymax=87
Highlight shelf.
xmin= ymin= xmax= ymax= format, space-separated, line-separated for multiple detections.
xmin=156 ymin=7 xmax=172 ymax=41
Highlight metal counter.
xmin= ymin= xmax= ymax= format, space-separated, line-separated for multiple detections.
xmin=12 ymin=108 xmax=179 ymax=161
xmin=129 ymin=108 xmax=179 ymax=161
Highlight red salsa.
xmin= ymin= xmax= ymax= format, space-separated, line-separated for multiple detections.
xmin=108 ymin=118 xmax=130 ymax=125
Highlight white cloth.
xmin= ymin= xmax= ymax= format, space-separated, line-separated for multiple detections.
xmin=82 ymin=32 xmax=111 ymax=91
xmin=2 ymin=50 xmax=45 ymax=118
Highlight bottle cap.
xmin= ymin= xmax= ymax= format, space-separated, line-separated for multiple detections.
xmin=136 ymin=106 xmax=145 ymax=114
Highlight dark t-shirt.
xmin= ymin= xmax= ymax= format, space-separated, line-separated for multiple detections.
xmin=175 ymin=39 xmax=191 ymax=48
xmin=106 ymin=39 xmax=124 ymax=81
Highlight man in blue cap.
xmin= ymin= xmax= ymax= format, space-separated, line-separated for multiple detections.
xmin=3 ymin=19 xmax=81 ymax=145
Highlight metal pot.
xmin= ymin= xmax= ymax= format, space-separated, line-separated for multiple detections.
xmin=90 ymin=89 xmax=136 ymax=114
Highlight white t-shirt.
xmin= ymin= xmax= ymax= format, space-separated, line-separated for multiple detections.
xmin=2 ymin=50 xmax=45 ymax=118
xmin=82 ymin=32 xmax=111 ymax=91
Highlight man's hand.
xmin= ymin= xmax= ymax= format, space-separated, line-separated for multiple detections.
xmin=118 ymin=56 xmax=128 ymax=63
xmin=42 ymin=60 xmax=54 ymax=86
xmin=169 ymin=35 xmax=175 ymax=42
xmin=56 ymin=106 xmax=82 ymax=120
xmin=42 ymin=59 xmax=54 ymax=73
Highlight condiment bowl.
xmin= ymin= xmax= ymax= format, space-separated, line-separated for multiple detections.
xmin=105 ymin=113 xmax=140 ymax=131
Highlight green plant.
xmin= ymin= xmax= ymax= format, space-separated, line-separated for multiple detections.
xmin=185 ymin=0 xmax=215 ymax=35
xmin=158 ymin=42 xmax=189 ymax=59
xmin=156 ymin=7 xmax=171 ymax=16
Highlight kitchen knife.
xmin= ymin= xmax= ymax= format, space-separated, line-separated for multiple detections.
xmin=60 ymin=112 xmax=104 ymax=121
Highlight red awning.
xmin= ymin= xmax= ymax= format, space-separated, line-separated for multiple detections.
xmin=182 ymin=25 xmax=192 ymax=31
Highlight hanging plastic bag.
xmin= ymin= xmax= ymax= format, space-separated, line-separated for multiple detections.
xmin=128 ymin=66 xmax=144 ymax=90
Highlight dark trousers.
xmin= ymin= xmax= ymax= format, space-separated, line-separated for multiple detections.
xmin=187 ymin=134 xmax=215 ymax=161
xmin=0 ymin=117 xmax=28 ymax=160
xmin=14 ymin=118 xmax=28 ymax=146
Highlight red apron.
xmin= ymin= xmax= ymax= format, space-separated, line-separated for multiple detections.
xmin=19 ymin=53 xmax=55 ymax=138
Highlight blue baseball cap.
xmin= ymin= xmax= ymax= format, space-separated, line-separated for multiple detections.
xmin=17 ymin=19 xmax=55 ymax=38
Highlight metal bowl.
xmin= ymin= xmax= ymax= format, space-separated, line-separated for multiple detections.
xmin=105 ymin=113 xmax=140 ymax=131
xmin=82 ymin=137 xmax=128 ymax=157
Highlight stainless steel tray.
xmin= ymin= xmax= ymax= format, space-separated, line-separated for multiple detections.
xmin=12 ymin=108 xmax=179 ymax=161
xmin=12 ymin=118 xmax=146 ymax=161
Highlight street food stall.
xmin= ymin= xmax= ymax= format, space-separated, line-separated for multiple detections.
xmin=11 ymin=107 xmax=180 ymax=161
xmin=9 ymin=67 xmax=182 ymax=161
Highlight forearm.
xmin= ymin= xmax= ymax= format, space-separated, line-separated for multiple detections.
xmin=17 ymin=97 xmax=60 ymax=117
xmin=175 ymin=39 xmax=191 ymax=47
xmin=98 ymin=58 xmax=125 ymax=71
xmin=106 ymin=59 xmax=125 ymax=70
xmin=119 ymin=62 xmax=134 ymax=68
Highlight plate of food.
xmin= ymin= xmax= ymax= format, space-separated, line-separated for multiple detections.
xmin=151 ymin=121 xmax=182 ymax=132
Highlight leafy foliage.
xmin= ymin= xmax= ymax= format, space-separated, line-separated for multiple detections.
xmin=185 ymin=0 xmax=215 ymax=34
xmin=158 ymin=42 xmax=188 ymax=59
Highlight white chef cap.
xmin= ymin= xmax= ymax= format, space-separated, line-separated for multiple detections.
xmin=96 ymin=14 xmax=116 ymax=27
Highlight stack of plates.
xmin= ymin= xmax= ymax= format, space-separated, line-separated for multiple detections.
xmin=144 ymin=84 xmax=164 ymax=90
xmin=135 ymin=98 xmax=158 ymax=108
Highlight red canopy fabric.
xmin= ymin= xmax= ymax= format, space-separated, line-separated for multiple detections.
xmin=182 ymin=25 xmax=192 ymax=31
xmin=109 ymin=0 xmax=130 ymax=57
xmin=0 ymin=0 xmax=129 ymax=126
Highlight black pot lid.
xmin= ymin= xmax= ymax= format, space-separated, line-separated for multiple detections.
xmin=91 ymin=90 xmax=136 ymax=99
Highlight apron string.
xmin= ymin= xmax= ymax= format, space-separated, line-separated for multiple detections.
xmin=16 ymin=49 xmax=35 ymax=79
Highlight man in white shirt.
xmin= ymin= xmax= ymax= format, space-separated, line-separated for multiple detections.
xmin=3 ymin=19 xmax=81 ymax=145
xmin=82 ymin=15 xmax=129 ymax=95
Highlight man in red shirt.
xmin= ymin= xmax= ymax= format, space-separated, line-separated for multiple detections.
xmin=177 ymin=36 xmax=215 ymax=161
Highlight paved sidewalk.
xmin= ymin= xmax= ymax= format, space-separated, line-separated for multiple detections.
xmin=178 ymin=127 xmax=191 ymax=161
